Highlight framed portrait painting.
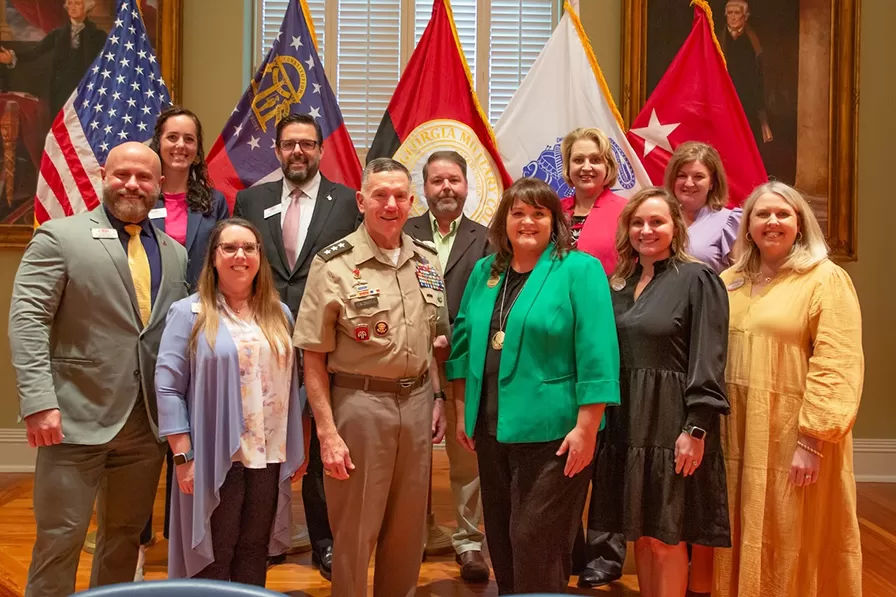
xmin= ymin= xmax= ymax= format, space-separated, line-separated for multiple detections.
xmin=0 ymin=0 xmax=182 ymax=247
xmin=622 ymin=0 xmax=860 ymax=260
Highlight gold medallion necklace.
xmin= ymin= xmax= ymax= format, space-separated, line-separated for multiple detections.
xmin=491 ymin=270 xmax=524 ymax=350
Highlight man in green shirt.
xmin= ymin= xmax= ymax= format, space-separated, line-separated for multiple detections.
xmin=404 ymin=151 xmax=492 ymax=583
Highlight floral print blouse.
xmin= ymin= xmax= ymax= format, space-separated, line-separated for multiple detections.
xmin=219 ymin=298 xmax=293 ymax=468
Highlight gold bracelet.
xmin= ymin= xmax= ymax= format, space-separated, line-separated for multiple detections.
xmin=797 ymin=441 xmax=823 ymax=458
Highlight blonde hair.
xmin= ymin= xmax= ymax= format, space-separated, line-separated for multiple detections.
xmin=663 ymin=141 xmax=730 ymax=211
xmin=730 ymin=181 xmax=828 ymax=277
xmin=190 ymin=219 xmax=292 ymax=356
xmin=560 ymin=127 xmax=619 ymax=189
xmin=610 ymin=187 xmax=699 ymax=286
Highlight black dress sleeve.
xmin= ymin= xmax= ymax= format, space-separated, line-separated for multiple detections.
xmin=684 ymin=265 xmax=731 ymax=429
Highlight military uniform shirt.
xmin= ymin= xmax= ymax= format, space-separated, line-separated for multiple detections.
xmin=294 ymin=226 xmax=450 ymax=380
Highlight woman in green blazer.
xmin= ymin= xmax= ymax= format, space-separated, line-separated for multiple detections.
xmin=445 ymin=178 xmax=620 ymax=595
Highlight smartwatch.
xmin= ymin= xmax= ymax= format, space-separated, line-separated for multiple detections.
xmin=433 ymin=390 xmax=446 ymax=401
xmin=684 ymin=426 xmax=707 ymax=441
xmin=173 ymin=448 xmax=194 ymax=466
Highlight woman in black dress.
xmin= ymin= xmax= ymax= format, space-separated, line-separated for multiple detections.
xmin=590 ymin=187 xmax=731 ymax=597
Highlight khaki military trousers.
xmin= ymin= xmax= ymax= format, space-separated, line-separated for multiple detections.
xmin=325 ymin=382 xmax=433 ymax=597
xmin=439 ymin=364 xmax=484 ymax=554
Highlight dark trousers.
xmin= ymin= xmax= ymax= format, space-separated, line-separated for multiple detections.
xmin=577 ymin=429 xmax=627 ymax=577
xmin=140 ymin=449 xmax=173 ymax=544
xmin=193 ymin=462 xmax=280 ymax=586
xmin=476 ymin=432 xmax=592 ymax=595
xmin=303 ymin=418 xmax=333 ymax=552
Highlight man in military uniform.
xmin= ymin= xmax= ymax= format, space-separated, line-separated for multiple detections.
xmin=293 ymin=157 xmax=449 ymax=597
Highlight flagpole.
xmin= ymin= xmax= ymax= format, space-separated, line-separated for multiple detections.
xmin=690 ymin=0 xmax=727 ymax=68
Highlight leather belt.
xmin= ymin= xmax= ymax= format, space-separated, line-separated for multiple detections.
xmin=331 ymin=371 xmax=430 ymax=397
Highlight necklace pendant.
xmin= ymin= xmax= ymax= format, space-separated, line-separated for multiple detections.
xmin=491 ymin=330 xmax=505 ymax=351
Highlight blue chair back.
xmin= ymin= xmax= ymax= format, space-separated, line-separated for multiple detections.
xmin=76 ymin=579 xmax=283 ymax=597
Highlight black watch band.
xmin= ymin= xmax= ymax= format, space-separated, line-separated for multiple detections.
xmin=433 ymin=390 xmax=446 ymax=401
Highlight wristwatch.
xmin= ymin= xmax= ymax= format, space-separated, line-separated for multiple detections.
xmin=433 ymin=390 xmax=446 ymax=401
xmin=683 ymin=425 xmax=707 ymax=441
xmin=173 ymin=448 xmax=194 ymax=466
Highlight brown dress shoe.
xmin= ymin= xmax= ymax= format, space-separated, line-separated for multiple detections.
xmin=456 ymin=550 xmax=490 ymax=583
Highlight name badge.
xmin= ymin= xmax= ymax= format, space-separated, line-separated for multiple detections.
xmin=727 ymin=278 xmax=745 ymax=291
xmin=91 ymin=228 xmax=118 ymax=240
xmin=148 ymin=207 xmax=167 ymax=220
xmin=191 ymin=302 xmax=201 ymax=314
xmin=263 ymin=204 xmax=283 ymax=219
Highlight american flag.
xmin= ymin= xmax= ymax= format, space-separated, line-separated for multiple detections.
xmin=34 ymin=0 xmax=170 ymax=224
xmin=206 ymin=0 xmax=361 ymax=211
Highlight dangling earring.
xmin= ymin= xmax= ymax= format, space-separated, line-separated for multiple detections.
xmin=550 ymin=232 xmax=557 ymax=244
xmin=193 ymin=155 xmax=201 ymax=165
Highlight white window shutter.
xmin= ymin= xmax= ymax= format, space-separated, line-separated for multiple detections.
xmin=488 ymin=0 xmax=554 ymax=123
xmin=259 ymin=0 xmax=326 ymax=66
xmin=258 ymin=0 xmax=556 ymax=149
xmin=335 ymin=0 xmax=402 ymax=151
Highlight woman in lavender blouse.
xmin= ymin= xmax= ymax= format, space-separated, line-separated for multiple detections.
xmin=155 ymin=218 xmax=305 ymax=584
xmin=664 ymin=142 xmax=742 ymax=274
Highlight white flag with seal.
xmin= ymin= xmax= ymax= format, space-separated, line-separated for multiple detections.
xmin=495 ymin=1 xmax=649 ymax=199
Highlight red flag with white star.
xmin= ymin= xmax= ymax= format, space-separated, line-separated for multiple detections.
xmin=625 ymin=0 xmax=766 ymax=206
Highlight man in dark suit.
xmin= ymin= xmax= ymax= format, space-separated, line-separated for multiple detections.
xmin=0 ymin=0 xmax=107 ymax=117
xmin=404 ymin=151 xmax=491 ymax=583
xmin=233 ymin=113 xmax=360 ymax=581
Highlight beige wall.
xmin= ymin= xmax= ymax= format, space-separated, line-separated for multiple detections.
xmin=0 ymin=1 xmax=893 ymax=437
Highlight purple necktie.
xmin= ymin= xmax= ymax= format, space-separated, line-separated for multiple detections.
xmin=283 ymin=189 xmax=301 ymax=270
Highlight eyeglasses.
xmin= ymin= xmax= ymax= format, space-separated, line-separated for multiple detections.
xmin=277 ymin=139 xmax=320 ymax=153
xmin=217 ymin=242 xmax=260 ymax=256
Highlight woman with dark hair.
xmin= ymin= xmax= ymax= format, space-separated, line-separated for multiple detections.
xmin=149 ymin=105 xmax=230 ymax=290
xmin=445 ymin=177 xmax=620 ymax=595
xmin=155 ymin=218 xmax=305 ymax=584
xmin=590 ymin=187 xmax=731 ymax=597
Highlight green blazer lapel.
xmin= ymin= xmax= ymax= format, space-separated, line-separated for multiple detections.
xmin=467 ymin=256 xmax=502 ymax=385
xmin=499 ymin=244 xmax=557 ymax=382
xmin=90 ymin=207 xmax=142 ymax=324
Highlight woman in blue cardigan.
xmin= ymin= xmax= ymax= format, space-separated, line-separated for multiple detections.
xmin=155 ymin=218 xmax=305 ymax=583
xmin=445 ymin=177 xmax=620 ymax=595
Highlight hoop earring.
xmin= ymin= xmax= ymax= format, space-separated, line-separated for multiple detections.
xmin=550 ymin=232 xmax=557 ymax=244
xmin=745 ymin=232 xmax=753 ymax=242
xmin=796 ymin=231 xmax=804 ymax=242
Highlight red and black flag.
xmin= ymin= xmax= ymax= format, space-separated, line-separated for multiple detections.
xmin=366 ymin=0 xmax=512 ymax=224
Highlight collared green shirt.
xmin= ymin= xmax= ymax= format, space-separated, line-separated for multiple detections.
xmin=429 ymin=211 xmax=462 ymax=270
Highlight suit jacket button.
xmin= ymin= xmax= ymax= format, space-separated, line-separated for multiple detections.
xmin=133 ymin=370 xmax=140 ymax=378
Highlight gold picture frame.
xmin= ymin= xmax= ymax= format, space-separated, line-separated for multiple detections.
xmin=0 ymin=0 xmax=183 ymax=248
xmin=621 ymin=0 xmax=860 ymax=261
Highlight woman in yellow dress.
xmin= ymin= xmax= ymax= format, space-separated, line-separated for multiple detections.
xmin=714 ymin=181 xmax=864 ymax=597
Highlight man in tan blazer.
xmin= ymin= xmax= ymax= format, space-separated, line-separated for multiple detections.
xmin=8 ymin=142 xmax=187 ymax=597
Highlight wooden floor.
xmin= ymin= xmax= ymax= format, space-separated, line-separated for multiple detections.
xmin=0 ymin=451 xmax=894 ymax=596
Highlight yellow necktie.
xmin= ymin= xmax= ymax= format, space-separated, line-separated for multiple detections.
xmin=125 ymin=224 xmax=151 ymax=326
